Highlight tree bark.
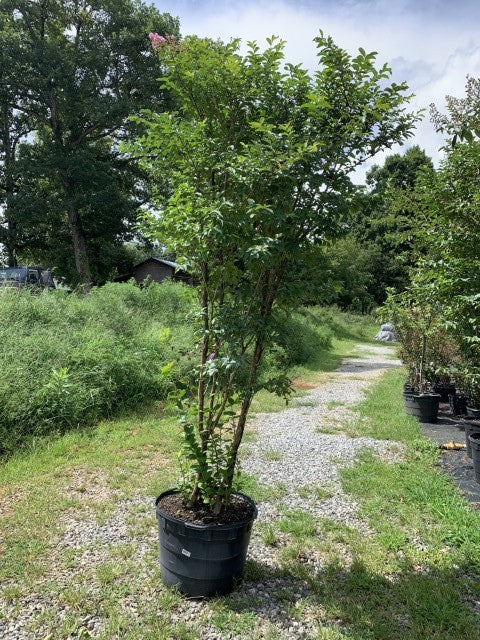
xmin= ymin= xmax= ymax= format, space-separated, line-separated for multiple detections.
xmin=58 ymin=166 xmax=92 ymax=290
xmin=66 ymin=204 xmax=91 ymax=290
xmin=1 ymin=104 xmax=17 ymax=266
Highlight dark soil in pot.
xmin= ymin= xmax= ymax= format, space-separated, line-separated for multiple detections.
xmin=468 ymin=432 xmax=480 ymax=483
xmin=463 ymin=418 xmax=480 ymax=458
xmin=404 ymin=393 xmax=441 ymax=423
xmin=155 ymin=489 xmax=257 ymax=598
xmin=433 ymin=383 xmax=456 ymax=403
xmin=159 ymin=492 xmax=255 ymax=525
xmin=467 ymin=406 xmax=480 ymax=419
xmin=449 ymin=394 xmax=468 ymax=416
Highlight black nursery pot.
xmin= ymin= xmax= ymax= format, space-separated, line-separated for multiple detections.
xmin=467 ymin=406 xmax=480 ymax=419
xmin=468 ymin=432 xmax=480 ymax=483
xmin=433 ymin=383 xmax=456 ymax=403
xmin=449 ymin=394 xmax=468 ymax=416
xmin=403 ymin=383 xmax=414 ymax=397
xmin=155 ymin=490 xmax=258 ymax=598
xmin=404 ymin=393 xmax=441 ymax=423
xmin=463 ymin=418 xmax=480 ymax=458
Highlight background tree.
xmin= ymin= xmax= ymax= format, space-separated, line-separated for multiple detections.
xmin=0 ymin=8 xmax=32 ymax=266
xmin=0 ymin=0 xmax=179 ymax=286
xmin=133 ymin=34 xmax=419 ymax=513
xmin=351 ymin=145 xmax=433 ymax=299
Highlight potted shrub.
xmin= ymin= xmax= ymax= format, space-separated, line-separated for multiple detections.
xmin=132 ymin=34 xmax=418 ymax=597
xmin=383 ymin=289 xmax=441 ymax=422
xmin=426 ymin=329 xmax=459 ymax=401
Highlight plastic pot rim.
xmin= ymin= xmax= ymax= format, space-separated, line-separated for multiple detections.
xmin=155 ymin=488 xmax=258 ymax=532
xmin=404 ymin=393 xmax=441 ymax=399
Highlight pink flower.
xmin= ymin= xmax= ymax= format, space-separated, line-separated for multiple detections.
xmin=208 ymin=352 xmax=215 ymax=362
xmin=149 ymin=32 xmax=166 ymax=49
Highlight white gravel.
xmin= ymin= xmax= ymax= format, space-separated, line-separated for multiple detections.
xmin=0 ymin=344 xmax=402 ymax=640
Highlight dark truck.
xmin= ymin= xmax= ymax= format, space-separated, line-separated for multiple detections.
xmin=0 ymin=266 xmax=55 ymax=290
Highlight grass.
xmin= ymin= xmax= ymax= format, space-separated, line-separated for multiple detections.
xmin=268 ymin=368 xmax=480 ymax=640
xmin=297 ymin=485 xmax=334 ymax=500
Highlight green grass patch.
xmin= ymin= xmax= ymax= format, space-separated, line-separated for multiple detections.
xmin=329 ymin=367 xmax=480 ymax=639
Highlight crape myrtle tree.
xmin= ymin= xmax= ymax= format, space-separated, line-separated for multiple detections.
xmin=132 ymin=34 xmax=420 ymax=514
xmin=0 ymin=0 xmax=179 ymax=286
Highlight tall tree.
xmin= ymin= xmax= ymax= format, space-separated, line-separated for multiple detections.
xmin=351 ymin=145 xmax=433 ymax=299
xmin=133 ymin=34 xmax=419 ymax=511
xmin=0 ymin=0 xmax=179 ymax=285
xmin=0 ymin=9 xmax=32 ymax=266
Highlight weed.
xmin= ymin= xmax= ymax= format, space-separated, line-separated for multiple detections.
xmin=264 ymin=449 xmax=283 ymax=461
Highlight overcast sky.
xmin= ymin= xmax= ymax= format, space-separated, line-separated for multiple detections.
xmin=155 ymin=0 xmax=480 ymax=182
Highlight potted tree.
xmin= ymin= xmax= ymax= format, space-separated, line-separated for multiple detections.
xmin=132 ymin=33 xmax=418 ymax=597
xmin=427 ymin=329 xmax=458 ymax=401
xmin=383 ymin=289 xmax=442 ymax=422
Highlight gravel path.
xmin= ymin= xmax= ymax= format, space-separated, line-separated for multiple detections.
xmin=244 ymin=344 xmax=402 ymax=533
xmin=0 ymin=343 xmax=402 ymax=640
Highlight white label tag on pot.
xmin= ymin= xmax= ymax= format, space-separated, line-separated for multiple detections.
xmin=181 ymin=548 xmax=191 ymax=557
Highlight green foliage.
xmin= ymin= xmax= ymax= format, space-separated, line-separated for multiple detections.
xmin=272 ymin=310 xmax=333 ymax=366
xmin=350 ymin=145 xmax=433 ymax=302
xmin=323 ymin=236 xmax=382 ymax=312
xmin=132 ymin=33 xmax=419 ymax=512
xmin=414 ymin=81 xmax=480 ymax=402
xmin=0 ymin=281 xmax=196 ymax=453
xmin=0 ymin=0 xmax=179 ymax=284
xmin=381 ymin=286 xmax=458 ymax=392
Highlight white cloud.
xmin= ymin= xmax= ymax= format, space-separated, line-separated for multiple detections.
xmin=158 ymin=0 xmax=480 ymax=181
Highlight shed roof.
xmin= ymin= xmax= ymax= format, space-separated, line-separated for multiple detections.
xmin=134 ymin=257 xmax=179 ymax=269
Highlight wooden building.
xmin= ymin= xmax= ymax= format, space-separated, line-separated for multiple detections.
xmin=115 ymin=257 xmax=190 ymax=285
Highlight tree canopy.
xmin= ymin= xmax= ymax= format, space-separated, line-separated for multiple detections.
xmin=0 ymin=0 xmax=179 ymax=286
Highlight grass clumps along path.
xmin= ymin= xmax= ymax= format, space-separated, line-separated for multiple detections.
xmin=2 ymin=310 xmax=479 ymax=638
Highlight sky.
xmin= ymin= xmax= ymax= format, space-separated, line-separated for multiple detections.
xmin=155 ymin=0 xmax=480 ymax=182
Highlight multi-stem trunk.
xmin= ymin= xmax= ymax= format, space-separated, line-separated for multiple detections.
xmin=187 ymin=262 xmax=211 ymax=508
xmin=219 ymin=267 xmax=285 ymax=512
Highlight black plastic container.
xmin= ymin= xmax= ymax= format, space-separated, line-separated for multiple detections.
xmin=433 ymin=383 xmax=456 ymax=403
xmin=449 ymin=394 xmax=468 ymax=416
xmin=155 ymin=489 xmax=258 ymax=598
xmin=468 ymin=432 xmax=480 ymax=483
xmin=404 ymin=393 xmax=441 ymax=423
xmin=403 ymin=383 xmax=414 ymax=397
xmin=467 ymin=406 xmax=480 ymax=419
xmin=463 ymin=418 xmax=480 ymax=457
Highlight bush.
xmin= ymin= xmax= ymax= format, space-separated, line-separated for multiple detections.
xmin=0 ymin=280 xmax=197 ymax=453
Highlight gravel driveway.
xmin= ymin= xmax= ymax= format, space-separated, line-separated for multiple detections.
xmin=1 ymin=343 xmax=402 ymax=640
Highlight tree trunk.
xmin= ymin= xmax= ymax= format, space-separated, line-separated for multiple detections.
xmin=58 ymin=168 xmax=92 ymax=290
xmin=2 ymin=104 xmax=17 ymax=267
xmin=66 ymin=204 xmax=91 ymax=291
xmin=6 ymin=235 xmax=16 ymax=267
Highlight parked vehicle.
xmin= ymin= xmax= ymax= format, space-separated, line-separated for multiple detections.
xmin=0 ymin=266 xmax=55 ymax=290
